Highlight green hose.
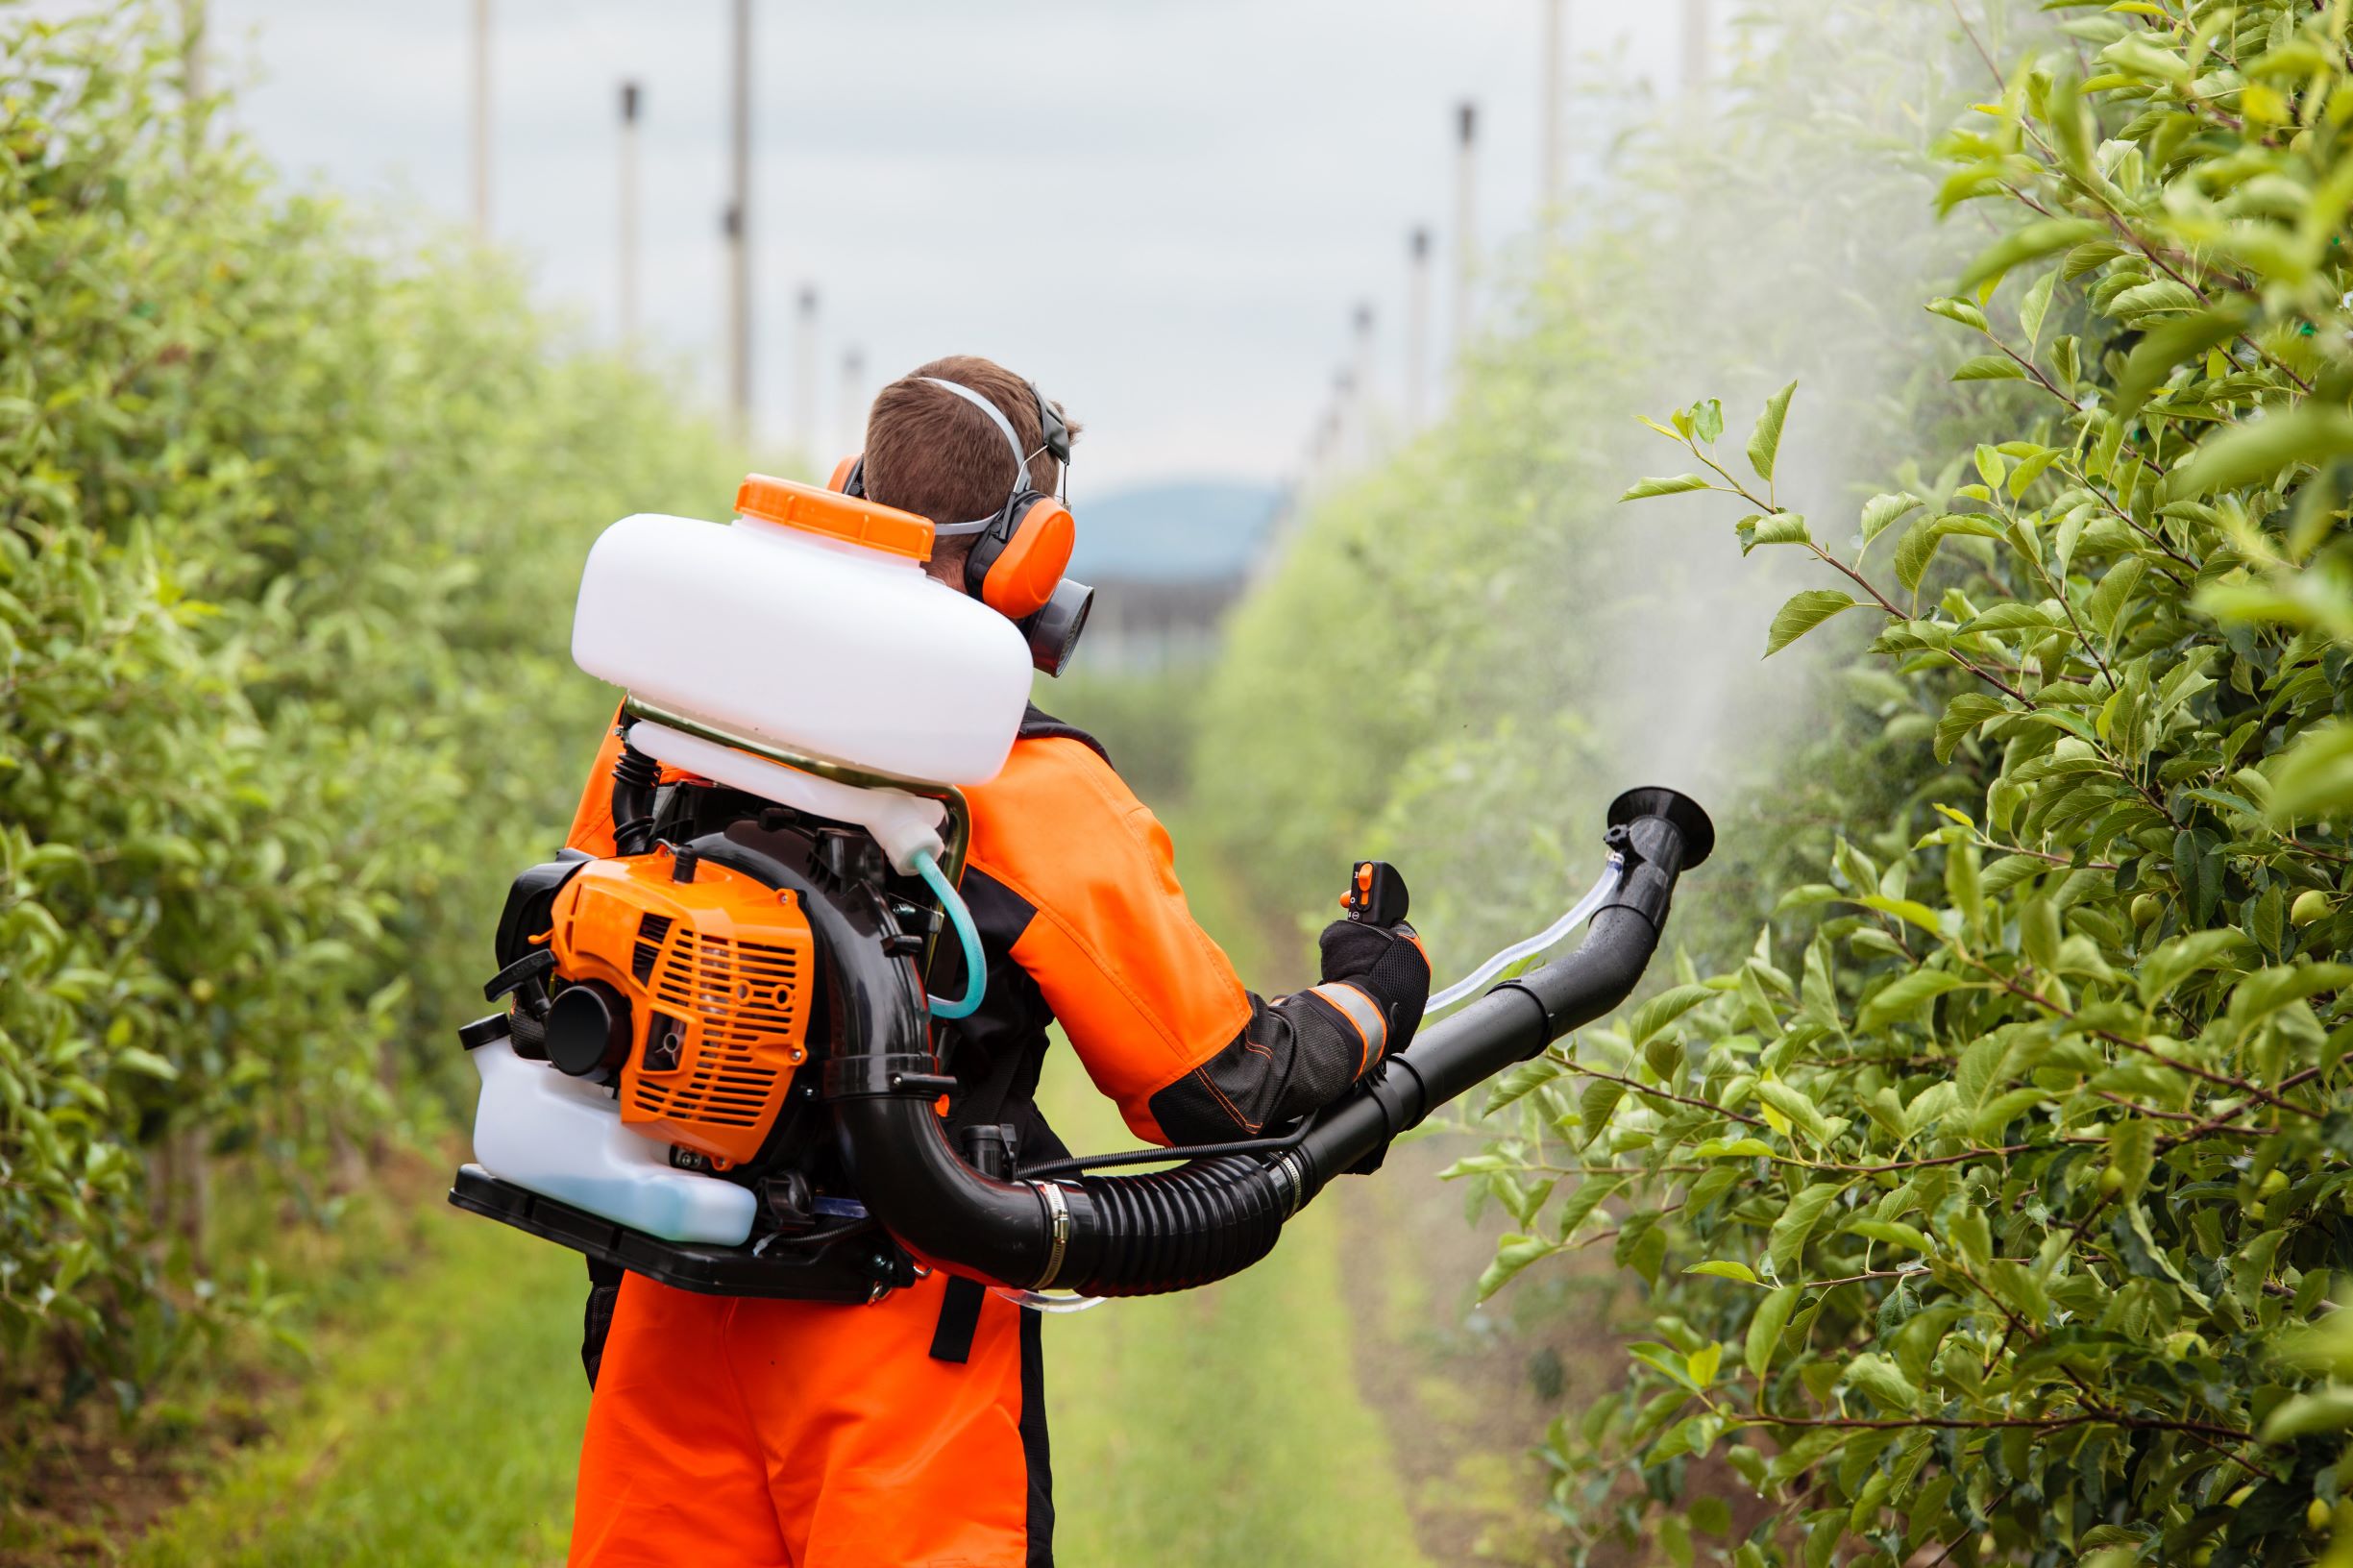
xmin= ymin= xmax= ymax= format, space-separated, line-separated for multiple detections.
xmin=912 ymin=848 xmax=986 ymax=1020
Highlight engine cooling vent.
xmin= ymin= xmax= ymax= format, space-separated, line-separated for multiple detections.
xmin=632 ymin=912 xmax=674 ymax=984
xmin=630 ymin=930 xmax=802 ymax=1130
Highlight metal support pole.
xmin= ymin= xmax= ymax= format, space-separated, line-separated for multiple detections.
xmin=795 ymin=286 xmax=819 ymax=460
xmin=1350 ymin=302 xmax=1376 ymax=461
xmin=726 ymin=0 xmax=752 ymax=440
xmin=838 ymin=347 xmax=867 ymax=458
xmin=1540 ymin=0 xmax=1564 ymax=213
xmin=619 ymin=81 xmax=641 ymax=347
xmin=471 ymin=0 xmax=490 ymax=237
xmin=1682 ymin=0 xmax=1711 ymax=101
xmin=1452 ymin=102 xmax=1478 ymax=372
xmin=1406 ymin=227 xmax=1431 ymax=430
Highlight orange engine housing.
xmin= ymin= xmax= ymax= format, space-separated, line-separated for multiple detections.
xmin=545 ymin=853 xmax=816 ymax=1168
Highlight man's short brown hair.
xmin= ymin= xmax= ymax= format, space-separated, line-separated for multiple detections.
xmin=861 ymin=356 xmax=1080 ymax=576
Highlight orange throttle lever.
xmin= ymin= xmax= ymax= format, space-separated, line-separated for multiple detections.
xmin=1340 ymin=860 xmax=1410 ymax=927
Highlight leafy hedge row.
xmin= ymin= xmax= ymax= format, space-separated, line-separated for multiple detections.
xmin=1458 ymin=3 xmax=2353 ymax=1564
xmin=2 ymin=7 xmax=738 ymax=1408
xmin=1201 ymin=0 xmax=2353 ymax=1562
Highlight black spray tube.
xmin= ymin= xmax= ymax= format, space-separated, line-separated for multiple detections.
xmin=823 ymin=787 xmax=1713 ymax=1298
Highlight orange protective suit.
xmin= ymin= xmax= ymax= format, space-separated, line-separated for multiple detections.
xmin=561 ymin=708 xmax=1403 ymax=1566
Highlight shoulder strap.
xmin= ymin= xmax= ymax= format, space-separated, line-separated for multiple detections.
xmin=1018 ymin=703 xmax=1113 ymax=768
xmin=930 ymin=1034 xmax=1043 ymax=1362
xmin=951 ymin=1029 xmax=1038 ymax=1132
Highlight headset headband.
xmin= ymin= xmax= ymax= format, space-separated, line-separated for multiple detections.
xmin=919 ymin=377 xmax=1031 ymax=536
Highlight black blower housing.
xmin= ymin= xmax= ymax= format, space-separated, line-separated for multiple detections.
xmin=453 ymin=784 xmax=1710 ymax=1303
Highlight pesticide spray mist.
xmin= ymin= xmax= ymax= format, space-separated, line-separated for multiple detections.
xmin=1200 ymin=0 xmax=1998 ymax=974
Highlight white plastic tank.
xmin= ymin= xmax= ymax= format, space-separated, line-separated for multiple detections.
xmin=469 ymin=1036 xmax=757 ymax=1246
xmin=572 ymin=475 xmax=1033 ymax=786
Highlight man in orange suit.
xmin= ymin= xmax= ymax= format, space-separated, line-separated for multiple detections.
xmin=562 ymin=356 xmax=1430 ymax=1568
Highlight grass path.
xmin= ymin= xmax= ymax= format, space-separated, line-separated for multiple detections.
xmin=121 ymin=817 xmax=1428 ymax=1567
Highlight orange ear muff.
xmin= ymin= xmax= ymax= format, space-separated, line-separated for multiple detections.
xmin=974 ymin=496 xmax=1075 ymax=619
xmin=826 ymin=454 xmax=862 ymax=495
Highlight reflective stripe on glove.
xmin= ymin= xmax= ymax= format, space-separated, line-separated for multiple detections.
xmin=1313 ymin=917 xmax=1433 ymax=1066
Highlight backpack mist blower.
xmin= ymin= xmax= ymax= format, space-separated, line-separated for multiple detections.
xmin=449 ymin=476 xmax=1713 ymax=1303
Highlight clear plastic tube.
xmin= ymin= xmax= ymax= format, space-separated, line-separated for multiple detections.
xmin=990 ymin=1286 xmax=1108 ymax=1313
xmin=913 ymin=849 xmax=987 ymax=1020
xmin=1422 ymin=853 xmax=1626 ymax=1017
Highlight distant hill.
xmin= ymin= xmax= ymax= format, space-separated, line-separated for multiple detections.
xmin=1067 ymin=479 xmax=1286 ymax=584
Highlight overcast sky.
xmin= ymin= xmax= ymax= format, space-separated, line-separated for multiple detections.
xmin=191 ymin=1 xmax=1694 ymax=492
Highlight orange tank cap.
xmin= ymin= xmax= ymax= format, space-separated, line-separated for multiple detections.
xmin=735 ymin=473 xmax=934 ymax=562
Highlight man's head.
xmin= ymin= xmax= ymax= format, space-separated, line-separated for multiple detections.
xmin=860 ymin=355 xmax=1080 ymax=590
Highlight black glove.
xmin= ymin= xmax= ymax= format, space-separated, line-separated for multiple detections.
xmin=1317 ymin=918 xmax=1432 ymax=1059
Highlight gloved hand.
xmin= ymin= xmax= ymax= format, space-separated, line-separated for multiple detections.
xmin=1317 ymin=917 xmax=1432 ymax=1058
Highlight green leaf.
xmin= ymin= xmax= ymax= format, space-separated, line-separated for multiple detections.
xmin=2100 ymin=35 xmax=2192 ymax=86
xmin=1856 ymin=894 xmax=1946 ymax=939
xmin=2229 ymin=964 xmax=2353 ymax=1027
xmin=1745 ymin=1285 xmax=1801 ymax=1379
xmin=2108 ymin=279 xmax=2201 ymax=321
xmin=1847 ymin=1219 xmax=1931 ymax=1254
xmin=2087 ymin=555 xmax=2145 ymax=641
xmin=2113 ymin=305 xmax=2249 ymax=415
xmin=1858 ymin=492 xmax=1923 ymax=547
xmin=2018 ymin=268 xmax=2058 ymax=347
xmin=110 ymin=1047 xmax=179 ymax=1082
xmin=1958 ymin=602 xmax=2057 ymax=637
xmin=1952 ymin=355 xmax=2027 ymax=382
xmin=1625 ymin=984 xmax=1714 ymax=1045
xmin=1843 ymin=1353 xmax=1921 ymax=1414
xmin=1969 ymin=1087 xmax=2047 ymax=1141
xmin=1689 ymin=1261 xmax=1761 ymax=1285
xmin=1686 ymin=1341 xmax=1724 ymax=1387
xmin=1747 ymin=380 xmax=1797 ymax=483
xmin=2261 ymin=1388 xmax=2353 ymax=1441
xmin=1935 ymin=694 xmax=2011 ymax=763
xmin=1857 ymin=969 xmax=1967 ymax=1032
xmin=2169 ymin=405 xmax=2353 ymax=502
xmin=1475 ymin=1233 xmax=1561 ymax=1303
xmin=1925 ymin=297 xmax=1990 ymax=331
xmin=1894 ymin=518 xmax=1944 ymax=595
xmin=1766 ymin=590 xmax=1861 ymax=657
xmin=1578 ymin=1077 xmax=1625 ymax=1148
xmin=1620 ymin=473 xmax=1714 ymax=502
xmin=1956 ymin=218 xmax=2108 ymax=294
xmin=1551 ymin=1176 xmax=1625 ymax=1242
xmin=2138 ymin=928 xmax=2251 ymax=1004
xmin=2269 ymin=723 xmax=2353 ymax=824
xmin=2021 ymin=897 xmax=2060 ymax=972
xmin=1739 ymin=512 xmax=1811 ymax=555
xmin=1767 ymin=1182 xmax=1849 ymax=1279
xmin=2108 ymin=1117 xmax=2156 ymax=1202
xmin=1756 ymin=1080 xmax=1834 ymax=1146
xmin=1484 ymin=1056 xmax=1564 ymax=1112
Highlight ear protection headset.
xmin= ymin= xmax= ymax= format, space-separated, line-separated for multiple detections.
xmin=828 ymin=378 xmax=1075 ymax=621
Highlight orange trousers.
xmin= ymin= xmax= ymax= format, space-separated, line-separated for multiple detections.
xmin=569 ymin=1271 xmax=1051 ymax=1567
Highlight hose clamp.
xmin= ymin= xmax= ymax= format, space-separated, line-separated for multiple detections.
xmin=1032 ymin=1180 xmax=1072 ymax=1289
xmin=1270 ymin=1151 xmax=1311 ymax=1218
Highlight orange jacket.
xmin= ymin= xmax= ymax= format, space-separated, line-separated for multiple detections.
xmin=564 ymin=707 xmax=1393 ymax=1152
